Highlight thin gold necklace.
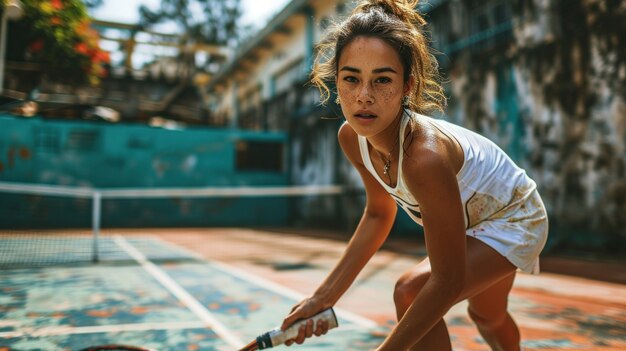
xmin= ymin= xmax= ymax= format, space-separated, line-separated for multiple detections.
xmin=374 ymin=110 xmax=405 ymax=185
xmin=375 ymin=133 xmax=401 ymax=185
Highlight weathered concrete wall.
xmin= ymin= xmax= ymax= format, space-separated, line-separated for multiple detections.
xmin=437 ymin=0 xmax=626 ymax=253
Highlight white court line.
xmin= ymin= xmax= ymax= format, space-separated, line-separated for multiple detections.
xmin=113 ymin=235 xmax=245 ymax=349
xmin=210 ymin=260 xmax=379 ymax=329
xmin=0 ymin=321 xmax=206 ymax=339
xmin=159 ymin=237 xmax=379 ymax=329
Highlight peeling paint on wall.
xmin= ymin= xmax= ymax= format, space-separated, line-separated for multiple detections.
xmin=431 ymin=0 xmax=626 ymax=253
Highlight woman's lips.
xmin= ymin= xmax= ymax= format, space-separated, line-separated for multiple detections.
xmin=354 ymin=111 xmax=378 ymax=120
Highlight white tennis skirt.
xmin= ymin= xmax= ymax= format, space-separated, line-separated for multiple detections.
xmin=466 ymin=189 xmax=549 ymax=274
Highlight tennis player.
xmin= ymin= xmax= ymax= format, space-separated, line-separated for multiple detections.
xmin=279 ymin=0 xmax=548 ymax=350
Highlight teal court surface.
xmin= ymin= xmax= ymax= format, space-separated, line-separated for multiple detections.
xmin=1 ymin=228 xmax=626 ymax=351
xmin=0 ymin=232 xmax=382 ymax=351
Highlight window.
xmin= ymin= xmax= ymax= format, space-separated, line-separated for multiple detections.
xmin=235 ymin=140 xmax=284 ymax=172
xmin=240 ymin=84 xmax=262 ymax=112
xmin=273 ymin=58 xmax=306 ymax=93
xmin=34 ymin=128 xmax=60 ymax=154
xmin=65 ymin=129 xmax=101 ymax=152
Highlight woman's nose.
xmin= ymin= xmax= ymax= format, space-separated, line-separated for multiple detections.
xmin=357 ymin=84 xmax=374 ymax=104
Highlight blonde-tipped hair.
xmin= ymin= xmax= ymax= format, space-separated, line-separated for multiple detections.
xmin=311 ymin=0 xmax=446 ymax=114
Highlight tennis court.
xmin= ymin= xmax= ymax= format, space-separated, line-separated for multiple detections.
xmin=2 ymin=227 xmax=625 ymax=351
xmin=0 ymin=229 xmax=384 ymax=350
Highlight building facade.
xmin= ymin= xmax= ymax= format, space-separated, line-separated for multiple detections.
xmin=207 ymin=0 xmax=364 ymax=230
xmin=207 ymin=0 xmax=626 ymax=254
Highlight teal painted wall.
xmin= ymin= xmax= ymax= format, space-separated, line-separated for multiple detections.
xmin=0 ymin=115 xmax=290 ymax=228
xmin=496 ymin=63 xmax=524 ymax=161
xmin=0 ymin=115 xmax=287 ymax=187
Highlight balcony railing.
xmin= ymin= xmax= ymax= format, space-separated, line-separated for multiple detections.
xmin=238 ymin=78 xmax=322 ymax=131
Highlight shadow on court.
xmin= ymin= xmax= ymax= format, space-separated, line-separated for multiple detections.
xmin=1 ymin=228 xmax=625 ymax=351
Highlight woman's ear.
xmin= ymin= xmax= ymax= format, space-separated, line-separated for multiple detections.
xmin=404 ymin=75 xmax=415 ymax=96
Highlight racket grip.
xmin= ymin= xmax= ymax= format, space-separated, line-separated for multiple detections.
xmin=255 ymin=308 xmax=338 ymax=349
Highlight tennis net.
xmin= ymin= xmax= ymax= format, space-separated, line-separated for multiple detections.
xmin=0 ymin=181 xmax=354 ymax=267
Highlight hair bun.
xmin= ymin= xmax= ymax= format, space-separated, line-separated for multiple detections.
xmin=355 ymin=0 xmax=426 ymax=27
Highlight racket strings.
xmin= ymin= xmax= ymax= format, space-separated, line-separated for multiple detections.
xmin=238 ymin=340 xmax=259 ymax=351
xmin=79 ymin=345 xmax=157 ymax=351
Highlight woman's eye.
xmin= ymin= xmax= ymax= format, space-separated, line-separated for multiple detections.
xmin=376 ymin=77 xmax=391 ymax=83
xmin=343 ymin=76 xmax=358 ymax=83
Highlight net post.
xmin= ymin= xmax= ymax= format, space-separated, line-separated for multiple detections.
xmin=92 ymin=191 xmax=102 ymax=263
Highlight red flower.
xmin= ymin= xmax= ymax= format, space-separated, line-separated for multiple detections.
xmin=51 ymin=0 xmax=64 ymax=10
xmin=74 ymin=42 xmax=89 ymax=55
xmin=29 ymin=39 xmax=44 ymax=53
xmin=92 ymin=50 xmax=110 ymax=64
xmin=50 ymin=16 xmax=62 ymax=25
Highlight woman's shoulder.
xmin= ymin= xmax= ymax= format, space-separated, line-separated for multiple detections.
xmin=338 ymin=121 xmax=364 ymax=165
xmin=338 ymin=121 xmax=360 ymax=148
xmin=402 ymin=116 xmax=461 ymax=178
xmin=338 ymin=121 xmax=356 ymax=139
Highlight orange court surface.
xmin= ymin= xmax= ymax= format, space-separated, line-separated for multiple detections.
xmin=161 ymin=228 xmax=626 ymax=351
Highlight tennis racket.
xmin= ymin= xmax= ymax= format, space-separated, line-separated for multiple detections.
xmin=239 ymin=308 xmax=339 ymax=350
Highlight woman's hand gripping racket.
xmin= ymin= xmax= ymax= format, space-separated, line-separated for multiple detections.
xmin=238 ymin=308 xmax=338 ymax=350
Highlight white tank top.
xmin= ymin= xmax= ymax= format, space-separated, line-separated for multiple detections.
xmin=357 ymin=111 xmax=536 ymax=229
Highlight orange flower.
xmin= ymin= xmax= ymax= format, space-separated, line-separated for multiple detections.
xmin=101 ymin=51 xmax=110 ymax=64
xmin=50 ymin=16 xmax=62 ymax=25
xmin=75 ymin=20 xmax=90 ymax=34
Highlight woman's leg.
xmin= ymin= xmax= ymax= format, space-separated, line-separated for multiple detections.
xmin=467 ymin=272 xmax=520 ymax=351
xmin=393 ymin=236 xmax=519 ymax=350
xmin=394 ymin=259 xmax=452 ymax=351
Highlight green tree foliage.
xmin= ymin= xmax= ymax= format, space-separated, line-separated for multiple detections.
xmin=4 ymin=0 xmax=110 ymax=86
xmin=139 ymin=0 xmax=242 ymax=46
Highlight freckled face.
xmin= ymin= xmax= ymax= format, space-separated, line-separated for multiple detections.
xmin=336 ymin=36 xmax=409 ymax=138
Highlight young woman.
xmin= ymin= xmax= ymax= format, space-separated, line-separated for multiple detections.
xmin=280 ymin=1 xmax=548 ymax=350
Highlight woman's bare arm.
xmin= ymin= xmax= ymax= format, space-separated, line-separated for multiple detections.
xmin=376 ymin=139 xmax=467 ymax=350
xmin=281 ymin=122 xmax=397 ymax=333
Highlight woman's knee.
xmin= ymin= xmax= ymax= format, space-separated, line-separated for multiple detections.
xmin=393 ymin=269 xmax=430 ymax=309
xmin=467 ymin=305 xmax=507 ymax=331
